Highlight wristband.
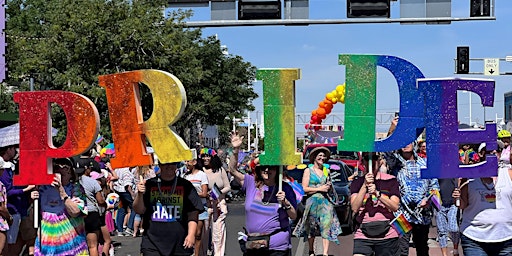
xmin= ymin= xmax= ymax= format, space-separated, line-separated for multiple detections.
xmin=62 ymin=196 xmax=69 ymax=202
xmin=284 ymin=205 xmax=292 ymax=210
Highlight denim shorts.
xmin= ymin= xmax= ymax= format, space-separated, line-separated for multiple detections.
xmin=199 ymin=205 xmax=208 ymax=221
xmin=461 ymin=234 xmax=512 ymax=256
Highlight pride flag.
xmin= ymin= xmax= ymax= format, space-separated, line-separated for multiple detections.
xmin=210 ymin=183 xmax=222 ymax=200
xmin=390 ymin=213 xmax=413 ymax=236
xmin=429 ymin=189 xmax=442 ymax=211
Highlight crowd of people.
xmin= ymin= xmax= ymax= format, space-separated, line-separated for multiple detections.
xmin=0 ymin=117 xmax=510 ymax=256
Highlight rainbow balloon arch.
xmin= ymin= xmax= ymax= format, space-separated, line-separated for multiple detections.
xmin=304 ymin=83 xmax=346 ymax=143
xmin=305 ymin=83 xmax=346 ymax=131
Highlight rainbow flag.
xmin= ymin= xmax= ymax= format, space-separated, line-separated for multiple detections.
xmin=429 ymin=189 xmax=442 ymax=211
xmin=390 ymin=213 xmax=413 ymax=236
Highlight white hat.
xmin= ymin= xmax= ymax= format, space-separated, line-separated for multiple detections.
xmin=0 ymin=158 xmax=13 ymax=169
xmin=478 ymin=143 xmax=486 ymax=152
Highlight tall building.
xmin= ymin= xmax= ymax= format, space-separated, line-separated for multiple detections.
xmin=505 ymin=91 xmax=512 ymax=123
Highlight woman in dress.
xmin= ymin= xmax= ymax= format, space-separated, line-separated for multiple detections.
xmin=202 ymin=148 xmax=231 ymax=256
xmin=228 ymin=131 xmax=297 ymax=256
xmin=294 ymin=147 xmax=342 ymax=256
xmin=33 ymin=158 xmax=88 ymax=256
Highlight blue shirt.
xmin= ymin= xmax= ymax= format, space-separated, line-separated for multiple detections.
xmin=395 ymin=154 xmax=439 ymax=224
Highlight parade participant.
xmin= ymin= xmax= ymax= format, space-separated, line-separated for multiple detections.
xmin=498 ymin=129 xmax=511 ymax=167
xmin=393 ymin=143 xmax=440 ymax=256
xmin=133 ymin=162 xmax=203 ymax=256
xmin=0 ymin=145 xmax=35 ymax=255
xmin=228 ymin=131 xmax=297 ymax=256
xmin=183 ymin=158 xmax=209 ymax=256
xmin=76 ymin=161 xmax=106 ymax=256
xmin=293 ymin=146 xmax=342 ymax=256
xmin=133 ymin=165 xmax=156 ymax=238
xmin=417 ymin=141 xmax=427 ymax=159
xmin=453 ymin=164 xmax=512 ymax=255
xmin=90 ymin=171 xmax=114 ymax=256
xmin=436 ymin=178 xmax=460 ymax=256
xmin=33 ymin=158 xmax=89 ymax=255
xmin=113 ymin=166 xmax=135 ymax=236
xmin=201 ymin=148 xmax=231 ymax=256
xmin=0 ymin=158 xmax=11 ymax=254
xmin=350 ymin=152 xmax=400 ymax=256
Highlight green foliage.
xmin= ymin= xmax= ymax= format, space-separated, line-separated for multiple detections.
xmin=3 ymin=0 xmax=257 ymax=144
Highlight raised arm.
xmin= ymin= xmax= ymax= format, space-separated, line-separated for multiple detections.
xmin=228 ymin=131 xmax=245 ymax=187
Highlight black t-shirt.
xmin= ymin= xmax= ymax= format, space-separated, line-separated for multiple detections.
xmin=141 ymin=176 xmax=203 ymax=256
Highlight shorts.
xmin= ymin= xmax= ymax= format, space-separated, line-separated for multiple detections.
xmin=84 ymin=211 xmax=102 ymax=233
xmin=353 ymin=238 xmax=399 ymax=256
xmin=19 ymin=215 xmax=37 ymax=241
xmin=6 ymin=213 xmax=21 ymax=244
xmin=99 ymin=213 xmax=106 ymax=227
xmin=199 ymin=205 xmax=208 ymax=221
xmin=134 ymin=214 xmax=142 ymax=222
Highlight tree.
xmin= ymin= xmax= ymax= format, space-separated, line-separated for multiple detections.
xmin=4 ymin=0 xmax=257 ymax=145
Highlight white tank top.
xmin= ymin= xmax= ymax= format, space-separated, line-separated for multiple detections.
xmin=461 ymin=167 xmax=512 ymax=242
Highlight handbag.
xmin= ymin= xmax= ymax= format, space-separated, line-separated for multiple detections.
xmin=360 ymin=220 xmax=390 ymax=238
xmin=245 ymin=234 xmax=271 ymax=250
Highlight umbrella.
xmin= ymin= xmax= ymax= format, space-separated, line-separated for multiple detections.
xmin=101 ymin=143 xmax=115 ymax=155
xmin=0 ymin=123 xmax=58 ymax=147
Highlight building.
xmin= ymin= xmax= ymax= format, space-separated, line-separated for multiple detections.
xmin=506 ymin=91 xmax=512 ymax=123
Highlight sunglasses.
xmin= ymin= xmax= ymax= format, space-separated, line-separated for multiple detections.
xmin=260 ymin=166 xmax=277 ymax=173
xmin=362 ymin=155 xmax=379 ymax=162
xmin=54 ymin=164 xmax=71 ymax=169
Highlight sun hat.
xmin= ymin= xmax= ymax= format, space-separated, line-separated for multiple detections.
xmin=308 ymin=147 xmax=331 ymax=163
xmin=200 ymin=148 xmax=217 ymax=156
xmin=90 ymin=171 xmax=104 ymax=180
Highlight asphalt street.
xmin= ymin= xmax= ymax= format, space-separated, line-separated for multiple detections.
xmin=113 ymin=201 xmax=460 ymax=256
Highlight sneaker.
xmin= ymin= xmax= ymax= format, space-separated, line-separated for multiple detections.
xmin=123 ymin=228 xmax=134 ymax=236
xmin=117 ymin=231 xmax=124 ymax=237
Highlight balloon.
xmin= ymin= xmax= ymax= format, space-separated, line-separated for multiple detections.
xmin=332 ymin=90 xmax=338 ymax=98
xmin=311 ymin=115 xmax=318 ymax=122
xmin=324 ymin=102 xmax=333 ymax=110
xmin=326 ymin=92 xmax=333 ymax=101
xmin=319 ymin=101 xmax=326 ymax=108
xmin=312 ymin=109 xmax=317 ymax=116
xmin=318 ymin=113 xmax=326 ymax=119
xmin=317 ymin=108 xmax=326 ymax=116
xmin=340 ymin=95 xmax=345 ymax=103
xmin=324 ymin=99 xmax=332 ymax=105
xmin=331 ymin=97 xmax=338 ymax=104
xmin=325 ymin=107 xmax=332 ymax=114
xmin=304 ymin=124 xmax=310 ymax=130
xmin=336 ymin=84 xmax=344 ymax=92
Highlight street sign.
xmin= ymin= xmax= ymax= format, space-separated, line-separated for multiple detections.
xmin=484 ymin=58 xmax=499 ymax=76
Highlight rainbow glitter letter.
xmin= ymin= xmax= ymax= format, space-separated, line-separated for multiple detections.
xmin=13 ymin=91 xmax=99 ymax=185
xmin=99 ymin=70 xmax=192 ymax=168
xmin=419 ymin=78 xmax=497 ymax=178
xmin=337 ymin=54 xmax=425 ymax=152
xmin=257 ymin=69 xmax=302 ymax=165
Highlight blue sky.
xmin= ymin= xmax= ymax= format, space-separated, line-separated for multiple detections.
xmin=170 ymin=1 xmax=512 ymax=132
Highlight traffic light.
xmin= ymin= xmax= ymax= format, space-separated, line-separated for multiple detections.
xmin=238 ymin=0 xmax=281 ymax=20
xmin=457 ymin=46 xmax=469 ymax=74
xmin=470 ymin=0 xmax=491 ymax=17
xmin=347 ymin=0 xmax=390 ymax=18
